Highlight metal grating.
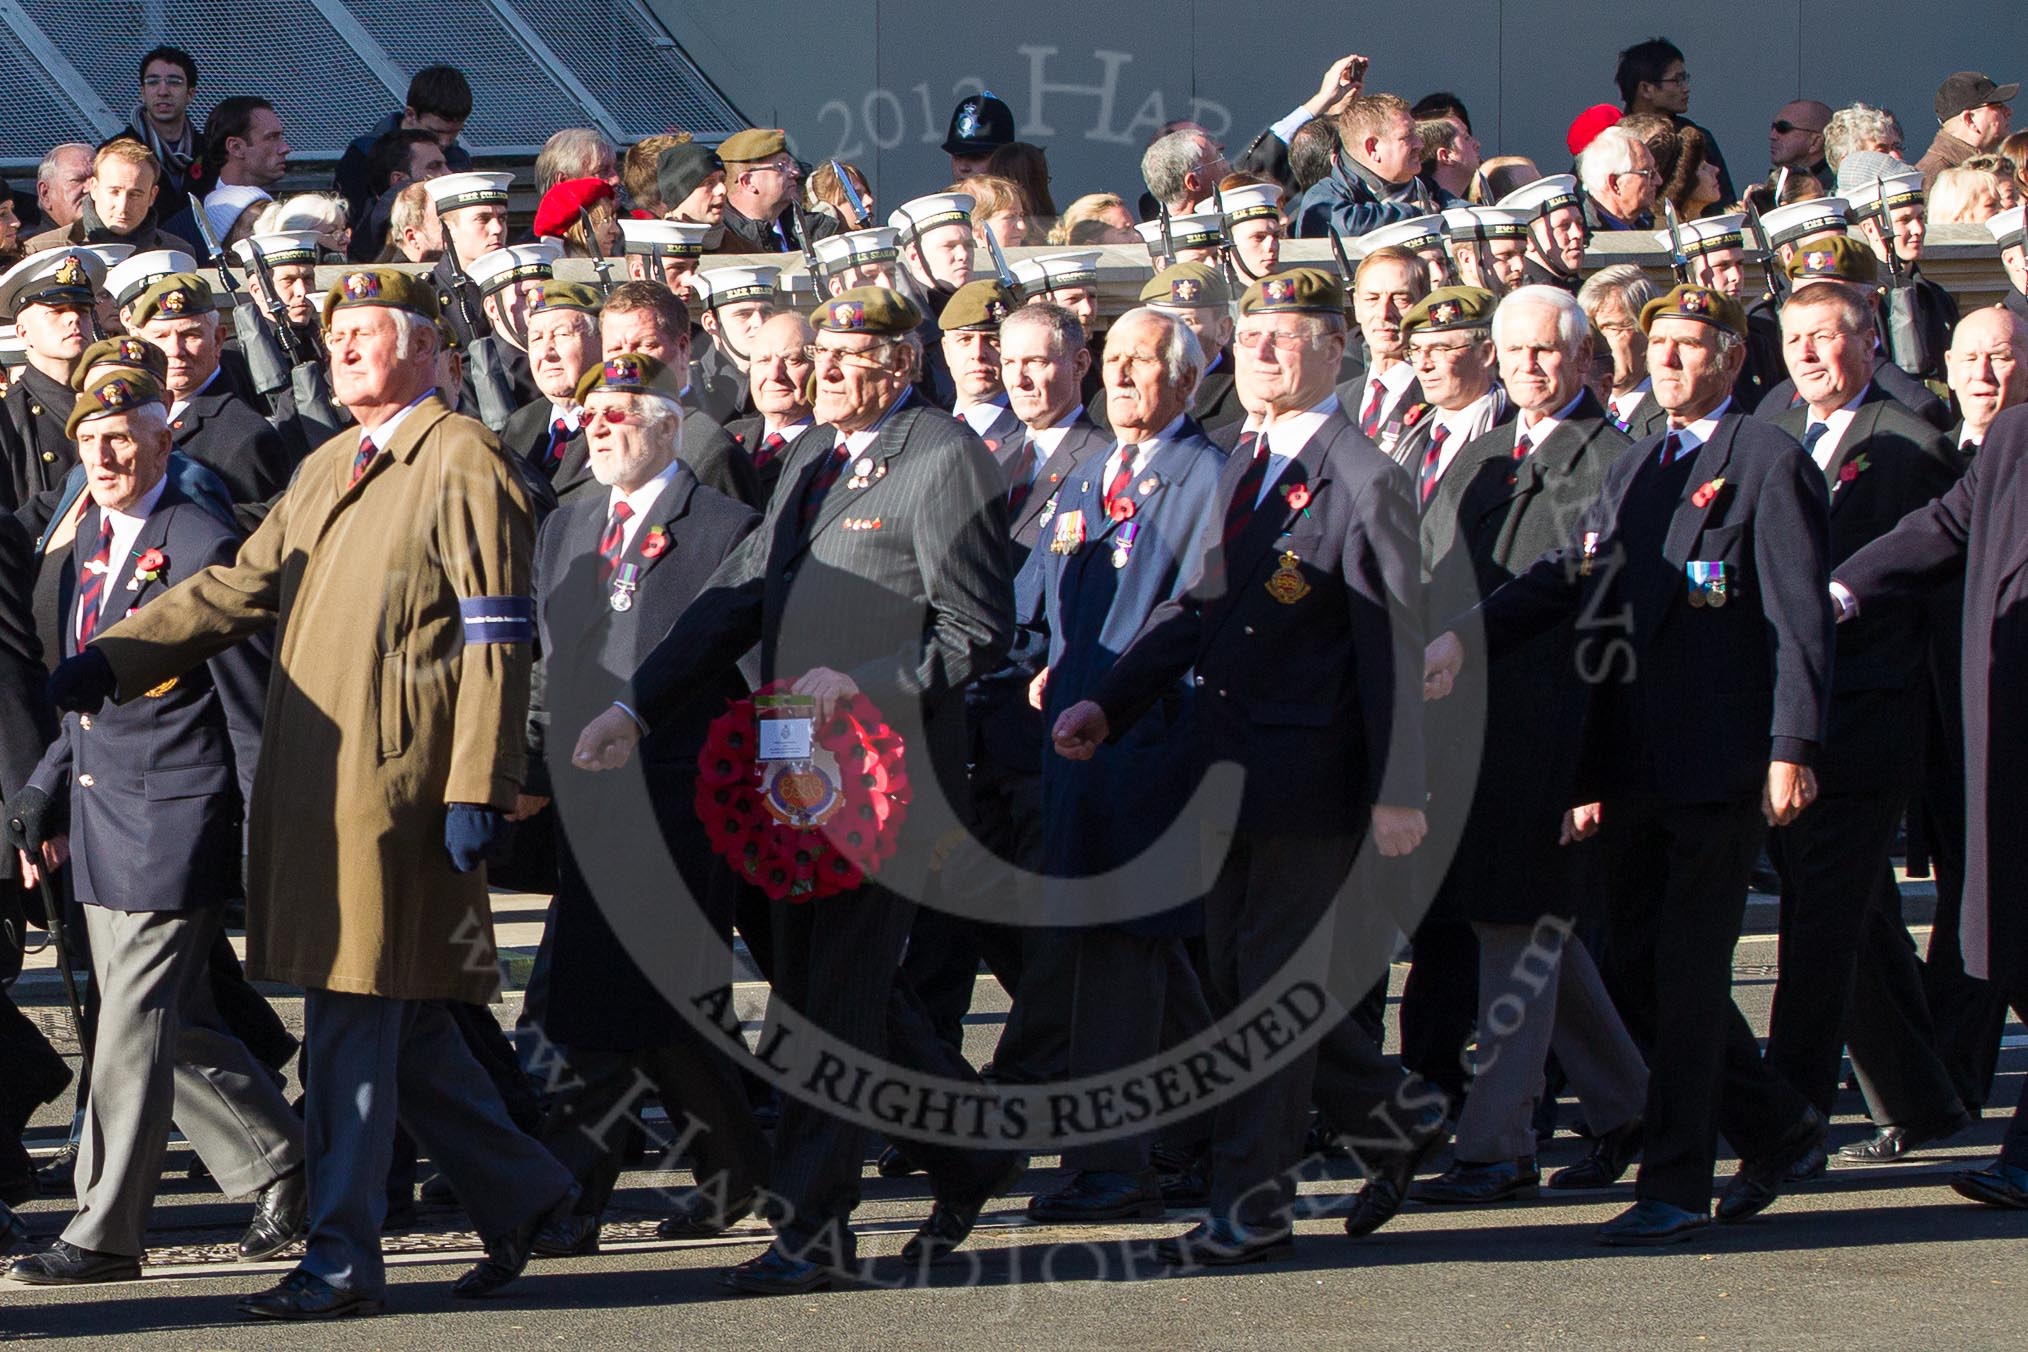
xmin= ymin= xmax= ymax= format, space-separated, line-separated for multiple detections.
xmin=0 ymin=0 xmax=743 ymax=168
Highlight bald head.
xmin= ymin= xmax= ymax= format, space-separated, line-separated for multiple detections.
xmin=748 ymin=309 xmax=816 ymax=424
xmin=1770 ymin=99 xmax=1833 ymax=173
xmin=1946 ymin=305 xmax=2028 ymax=442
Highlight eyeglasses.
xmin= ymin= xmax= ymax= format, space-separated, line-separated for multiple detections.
xmin=752 ymin=160 xmax=801 ymax=177
xmin=1233 ymin=328 xmax=1324 ymax=351
xmin=591 ymin=405 xmax=654 ymax=426
xmin=1770 ymin=120 xmax=1823 ymax=136
xmin=1615 ymin=168 xmax=1661 ymax=181
xmin=805 ymin=342 xmax=894 ymax=369
xmin=1657 ymin=72 xmax=1691 ymax=86
xmin=1411 ymin=342 xmax=1482 ymax=362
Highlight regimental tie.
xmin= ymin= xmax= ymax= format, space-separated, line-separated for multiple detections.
xmin=598 ymin=501 xmax=633 ymax=581
xmin=1004 ymin=439 xmax=1037 ymax=516
xmin=752 ymin=431 xmax=787 ymax=470
xmin=1801 ymin=421 xmax=1828 ymax=464
xmin=800 ymin=444 xmax=850 ymax=529
xmin=75 ymin=519 xmax=113 ymax=647
xmin=1102 ymin=445 xmax=1138 ymax=517
xmin=544 ymin=417 xmax=573 ymax=469
xmin=1222 ymin=431 xmax=1268 ymax=546
xmin=1359 ymin=377 xmax=1386 ymax=439
xmin=1660 ymin=432 xmax=1685 ymax=464
xmin=1418 ymin=423 xmax=1449 ymax=503
xmin=1513 ymin=429 xmax=1534 ymax=461
xmin=349 ymin=433 xmax=377 ymax=486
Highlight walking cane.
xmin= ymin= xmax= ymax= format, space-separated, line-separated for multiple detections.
xmin=12 ymin=823 xmax=89 ymax=1082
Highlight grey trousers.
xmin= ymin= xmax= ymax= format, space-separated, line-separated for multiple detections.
xmin=65 ymin=905 xmax=302 ymax=1257
xmin=299 ymin=990 xmax=575 ymax=1297
xmin=1450 ymin=919 xmax=1648 ymax=1163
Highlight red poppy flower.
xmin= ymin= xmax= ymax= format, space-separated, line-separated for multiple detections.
xmin=1108 ymin=497 xmax=1137 ymax=523
xmin=639 ymin=527 xmax=669 ymax=559
xmin=1285 ymin=484 xmax=1311 ymax=511
xmin=1690 ymin=477 xmax=1725 ymax=510
xmin=136 ymin=548 xmax=166 ymax=574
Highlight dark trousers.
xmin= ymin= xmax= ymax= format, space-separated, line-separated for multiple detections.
xmin=1765 ymin=790 xmax=1907 ymax=1116
xmin=2002 ymin=979 xmax=2028 ymax=1170
xmin=538 ymin=1036 xmax=770 ymax=1217
xmin=0 ymin=980 xmax=70 ymax=1194
xmin=1605 ymin=798 xmax=1811 ymax=1214
xmin=764 ymin=883 xmax=1004 ymax=1259
xmin=1843 ymin=864 xmax=1966 ymax=1131
xmin=1397 ymin=914 xmax=1479 ymax=1108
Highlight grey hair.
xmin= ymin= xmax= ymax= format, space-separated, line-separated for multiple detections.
xmin=389 ymin=309 xmax=441 ymax=361
xmin=1000 ymin=301 xmax=1088 ymax=358
xmin=1577 ymin=126 xmax=1644 ymax=198
xmin=1578 ymin=263 xmax=1660 ymax=322
xmin=1108 ymin=305 xmax=1206 ymax=399
xmin=1824 ymin=103 xmax=1902 ymax=173
xmin=1141 ymin=129 xmax=1209 ymax=210
xmin=1492 ymin=285 xmax=1589 ymax=357
xmin=101 ymin=399 xmax=169 ymax=440
xmin=535 ymin=128 xmax=617 ymax=195
xmin=37 ymin=143 xmax=91 ymax=189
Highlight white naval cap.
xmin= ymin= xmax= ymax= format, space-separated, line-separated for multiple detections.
xmin=465 ymin=241 xmax=563 ymax=295
xmin=887 ymin=192 xmax=974 ymax=242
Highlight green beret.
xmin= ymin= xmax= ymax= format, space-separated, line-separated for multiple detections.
xmin=816 ymin=286 xmax=922 ymax=336
xmin=70 ymin=335 xmax=166 ymax=391
xmin=129 ymin=272 xmax=215 ymax=327
xmin=1401 ymin=286 xmax=1496 ymax=339
xmin=575 ymin=352 xmax=683 ymax=404
xmin=320 ymin=267 xmax=441 ymax=328
xmin=939 ymin=280 xmax=1017 ymax=333
xmin=1237 ymin=267 xmax=1344 ymax=317
xmin=1639 ymin=283 xmax=1748 ymax=340
xmin=719 ymin=128 xmax=788 ymax=164
xmin=530 ymin=281 xmax=605 ymax=317
xmin=1140 ymin=262 xmax=1231 ymax=309
xmin=67 ymin=371 xmax=166 ymax=438
xmin=1785 ymin=236 xmax=1879 ymax=287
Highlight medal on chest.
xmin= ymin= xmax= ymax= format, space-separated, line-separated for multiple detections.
xmin=1050 ymin=508 xmax=1086 ymax=555
xmin=1112 ymin=520 xmax=1139 ymax=569
xmin=1685 ymin=560 xmax=1728 ymax=608
xmin=1579 ymin=531 xmax=1599 ymax=577
xmin=610 ymin=562 xmax=641 ymax=612
xmin=1265 ymin=550 xmax=1311 ymax=604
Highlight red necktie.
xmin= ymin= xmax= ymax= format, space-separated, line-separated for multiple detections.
xmin=1222 ymin=432 xmax=1268 ymax=546
xmin=75 ymin=519 xmax=113 ymax=648
xmin=753 ymin=431 xmax=787 ymax=469
xmin=1661 ymin=432 xmax=1684 ymax=464
xmin=1513 ymin=429 xmax=1534 ymax=461
xmin=544 ymin=417 xmax=572 ymax=469
xmin=1418 ymin=424 xmax=1449 ymax=503
xmin=350 ymin=434 xmax=377 ymax=486
xmin=599 ymin=501 xmax=633 ymax=580
xmin=1102 ymin=445 xmax=1138 ymax=516
xmin=800 ymin=444 xmax=850 ymax=529
xmin=1360 ymin=378 xmax=1386 ymax=438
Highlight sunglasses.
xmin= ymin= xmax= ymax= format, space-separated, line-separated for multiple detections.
xmin=1770 ymin=120 xmax=1823 ymax=135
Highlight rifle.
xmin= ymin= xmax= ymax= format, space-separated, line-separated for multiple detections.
xmin=830 ymin=159 xmax=871 ymax=230
xmin=1875 ymin=172 xmax=1935 ymax=378
xmin=190 ymin=203 xmax=293 ymax=401
xmin=441 ymin=233 xmax=518 ymax=432
xmin=981 ymin=216 xmax=1020 ymax=294
xmin=1326 ymin=225 xmax=1355 ymax=300
xmin=1743 ymin=192 xmax=1787 ymax=307
xmin=238 ymin=240 xmax=343 ymax=444
xmin=1661 ymin=200 xmax=1692 ymax=286
xmin=577 ymin=208 xmax=617 ymax=298
xmin=1210 ymin=183 xmax=1249 ymax=289
xmin=789 ymin=195 xmax=829 ymax=303
xmin=1158 ymin=204 xmax=1178 ymax=269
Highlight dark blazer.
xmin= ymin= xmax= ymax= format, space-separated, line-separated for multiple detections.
xmin=690 ymin=340 xmax=750 ymax=426
xmin=1006 ymin=414 xmax=1111 ymax=560
xmin=1333 ymin=372 xmax=1427 ymax=455
xmin=1615 ymin=390 xmax=1668 ymax=441
xmin=29 ymin=482 xmax=267 ymax=910
xmin=1769 ymin=387 xmax=1961 ymax=789
xmin=1420 ymin=392 xmax=1628 ymax=925
xmin=503 ymin=396 xmax=575 ymax=479
xmin=1473 ymin=409 xmax=1834 ymax=808
xmin=169 ymin=378 xmax=302 ymax=506
xmin=532 ymin=463 xmax=759 ymax=1049
xmin=1190 ymin=355 xmax=1247 ymax=439
xmin=725 ymin=415 xmax=830 ymax=508
xmin=1834 ymin=401 xmax=2028 ymax=989
xmin=0 ymin=513 xmax=53 ymax=881
xmin=2 ymin=365 xmax=74 ymax=512
xmin=1093 ymin=409 xmax=1426 ymax=835
xmin=627 ymin=397 xmax=1014 ymax=879
xmin=550 ymin=404 xmax=760 ymax=511
xmin=1395 ymin=390 xmax=1517 ymax=500
xmin=1759 ymin=352 xmax=1952 ymax=433
xmin=1019 ymin=420 xmax=1227 ymax=932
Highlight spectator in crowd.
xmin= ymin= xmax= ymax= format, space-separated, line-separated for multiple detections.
xmin=1930 ymin=164 xmax=2006 ymax=224
xmin=962 ymin=174 xmax=1031 ymax=249
xmin=1769 ymin=99 xmax=1835 ymax=191
xmin=34 ymin=144 xmax=93 ymax=234
xmin=26 ymin=140 xmax=186 ymax=253
xmin=1473 ymin=156 xmax=1541 ymax=203
xmin=347 ymin=128 xmax=449 ymax=262
xmin=1916 ymin=71 xmax=2017 ymax=191
xmin=986 ymin=141 xmax=1057 ymax=233
xmin=1417 ymin=112 xmax=1479 ymax=203
xmin=334 ymin=65 xmax=473 ymax=220
xmin=376 ymin=180 xmax=441 ymax=263
xmin=1049 ymin=193 xmax=1137 ymax=245
xmin=1615 ymin=36 xmax=1735 ymax=203
xmin=252 ymin=193 xmax=349 ymax=259
xmin=1140 ymin=127 xmax=1230 ymax=217
xmin=1288 ymin=119 xmax=1339 ymax=193
xmin=1296 ymin=92 xmax=1438 ymax=238
xmin=1659 ymin=123 xmax=1725 ymax=219
xmin=124 ymin=46 xmax=202 ymax=224
xmin=1577 ymin=125 xmax=1659 ymax=231
xmin=535 ymin=128 xmax=617 ymax=197
xmin=1825 ymin=103 xmax=1906 ymax=173
xmin=805 ymin=159 xmax=875 ymax=229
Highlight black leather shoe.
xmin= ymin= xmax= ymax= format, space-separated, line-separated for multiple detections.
xmin=1783 ymin=1145 xmax=1828 ymax=1183
xmin=1596 ymin=1198 xmax=1710 ymax=1246
xmin=656 ymin=1187 xmax=756 ymax=1239
xmin=239 ymin=1168 xmax=308 ymax=1260
xmin=876 ymin=1144 xmax=921 ymax=1178
xmin=451 ymin=1185 xmax=579 ymax=1298
xmin=1835 ymin=1110 xmax=1974 ymax=1167
xmin=238 ymin=1269 xmax=383 ymax=1320
xmin=34 ymin=1141 xmax=77 ymax=1193
xmin=1951 ymin=1162 xmax=2028 ymax=1209
xmin=719 ymin=1244 xmax=833 ymax=1296
xmin=1548 ymin=1117 xmax=1644 ymax=1189
xmin=1414 ymin=1158 xmax=1540 ymax=1204
xmin=1026 ymin=1170 xmax=1164 ymax=1223
xmin=419 ymin=1172 xmax=457 ymax=1206
xmin=1717 ymin=1107 xmax=1827 ymax=1222
xmin=1342 ymin=1109 xmax=1448 ymax=1238
xmin=1157 ymin=1158 xmax=1210 ymax=1207
xmin=1 ymin=1202 xmax=24 ymax=1254
xmin=6 ymin=1240 xmax=141 ymax=1284
xmin=531 ymin=1212 xmax=600 ymax=1257
xmin=1152 ymin=1217 xmax=1293 ymax=1267
xmin=901 ymin=1155 xmax=1023 ymax=1265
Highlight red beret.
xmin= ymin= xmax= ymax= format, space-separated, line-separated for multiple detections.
xmin=1566 ymin=103 xmax=1622 ymax=158
xmin=533 ymin=177 xmax=616 ymax=241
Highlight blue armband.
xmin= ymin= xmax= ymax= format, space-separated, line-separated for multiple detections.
xmin=458 ymin=596 xmax=536 ymax=644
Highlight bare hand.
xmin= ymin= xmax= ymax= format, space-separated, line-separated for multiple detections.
xmin=1028 ymin=667 xmax=1049 ymax=711
xmin=573 ymin=705 xmax=644 ymax=772
xmin=792 ymin=667 xmax=860 ymax=723
xmin=508 ymin=794 xmax=551 ymax=822
xmin=1052 ymin=700 xmax=1109 ymax=760
xmin=1309 ymin=54 xmax=1369 ymax=116
xmin=1763 ymin=760 xmax=1818 ymax=827
xmin=1371 ymin=804 xmax=1427 ymax=857
xmin=20 ymin=836 xmax=67 ymax=889
xmin=1424 ymin=631 xmax=1464 ymax=702
xmin=1560 ymin=802 xmax=1603 ymax=845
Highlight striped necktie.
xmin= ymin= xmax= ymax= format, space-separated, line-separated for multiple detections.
xmin=1102 ymin=445 xmax=1138 ymax=516
xmin=1418 ymin=424 xmax=1450 ymax=503
xmin=350 ymin=434 xmax=377 ymax=486
xmin=544 ymin=417 xmax=573 ymax=469
xmin=1222 ymin=432 xmax=1268 ymax=546
xmin=75 ymin=519 xmax=114 ymax=647
xmin=598 ymin=501 xmax=633 ymax=581
xmin=1359 ymin=378 xmax=1387 ymax=438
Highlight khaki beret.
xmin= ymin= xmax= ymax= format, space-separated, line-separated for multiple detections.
xmin=1639 ymin=284 xmax=1748 ymax=340
xmin=530 ymin=280 xmax=605 ymax=316
xmin=1237 ymin=267 xmax=1344 ymax=317
xmin=320 ymin=267 xmax=441 ymax=328
xmin=67 ymin=371 xmax=165 ymax=438
xmin=1785 ymin=236 xmax=1880 ymax=287
xmin=129 ymin=272 xmax=216 ymax=327
xmin=939 ymin=280 xmax=1017 ymax=333
xmin=1140 ymin=262 xmax=1231 ymax=310
xmin=1401 ymin=286 xmax=1496 ymax=338
xmin=70 ymin=335 xmax=166 ymax=391
xmin=575 ymin=351 xmax=684 ymax=404
xmin=718 ymin=128 xmax=788 ymax=164
xmin=816 ymin=286 xmax=922 ymax=336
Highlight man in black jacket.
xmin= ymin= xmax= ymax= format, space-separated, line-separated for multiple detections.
xmin=0 ymin=249 xmax=103 ymax=511
xmin=333 ymin=65 xmax=474 ymax=224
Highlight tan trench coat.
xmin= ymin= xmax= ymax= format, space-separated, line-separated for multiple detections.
xmin=93 ymin=395 xmax=533 ymax=1003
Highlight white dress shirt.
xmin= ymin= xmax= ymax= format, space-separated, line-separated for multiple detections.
xmin=1254 ymin=394 xmax=1342 ymax=504
xmin=603 ymin=459 xmax=682 ymax=552
xmin=1097 ymin=413 xmax=1186 ymax=491
xmin=1515 ymin=390 xmax=1587 ymax=456
xmin=1800 ymin=389 xmax=1866 ymax=471
xmin=1659 ymin=397 xmax=1734 ymax=461
xmin=957 ymin=396 xmax=1011 ymax=437
xmin=166 ymin=365 xmax=221 ymax=425
xmin=81 ymin=475 xmax=169 ymax=639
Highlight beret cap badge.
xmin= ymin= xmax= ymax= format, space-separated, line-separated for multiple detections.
xmin=830 ymin=300 xmax=867 ymax=330
xmin=342 ymin=272 xmax=381 ymax=301
xmin=53 ymin=256 xmax=87 ymax=288
xmin=96 ymin=378 xmax=135 ymax=410
xmin=1263 ymin=278 xmax=1295 ymax=304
